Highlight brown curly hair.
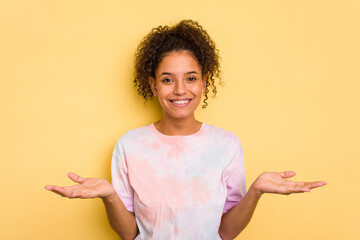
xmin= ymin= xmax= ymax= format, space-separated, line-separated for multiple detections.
xmin=133 ymin=20 xmax=221 ymax=108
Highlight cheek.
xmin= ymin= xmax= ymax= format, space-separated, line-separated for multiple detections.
xmin=157 ymin=87 xmax=172 ymax=102
xmin=192 ymin=85 xmax=203 ymax=95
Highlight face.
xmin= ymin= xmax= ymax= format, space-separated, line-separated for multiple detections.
xmin=149 ymin=51 xmax=206 ymax=121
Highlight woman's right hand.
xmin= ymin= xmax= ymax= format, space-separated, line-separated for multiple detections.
xmin=45 ymin=172 xmax=116 ymax=199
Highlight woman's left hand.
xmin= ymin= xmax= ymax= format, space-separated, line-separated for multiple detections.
xmin=251 ymin=171 xmax=326 ymax=196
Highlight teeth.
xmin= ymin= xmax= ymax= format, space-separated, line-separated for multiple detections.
xmin=173 ymin=100 xmax=189 ymax=104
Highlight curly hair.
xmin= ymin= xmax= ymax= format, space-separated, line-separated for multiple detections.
xmin=133 ymin=20 xmax=221 ymax=108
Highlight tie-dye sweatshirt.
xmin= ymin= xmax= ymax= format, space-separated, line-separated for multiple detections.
xmin=111 ymin=123 xmax=246 ymax=239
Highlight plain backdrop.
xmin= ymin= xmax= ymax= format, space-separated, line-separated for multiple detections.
xmin=1 ymin=0 xmax=359 ymax=239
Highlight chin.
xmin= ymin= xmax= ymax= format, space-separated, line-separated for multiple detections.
xmin=170 ymin=113 xmax=192 ymax=120
xmin=165 ymin=110 xmax=194 ymax=120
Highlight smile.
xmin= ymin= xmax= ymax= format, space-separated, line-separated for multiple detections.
xmin=169 ymin=99 xmax=192 ymax=107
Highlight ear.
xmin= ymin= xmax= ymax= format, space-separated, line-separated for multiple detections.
xmin=202 ymin=75 xmax=207 ymax=92
xmin=149 ymin=77 xmax=157 ymax=96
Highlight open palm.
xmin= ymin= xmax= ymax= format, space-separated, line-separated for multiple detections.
xmin=253 ymin=171 xmax=326 ymax=195
xmin=45 ymin=173 xmax=115 ymax=199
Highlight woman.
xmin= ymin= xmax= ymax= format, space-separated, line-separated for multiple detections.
xmin=45 ymin=20 xmax=326 ymax=240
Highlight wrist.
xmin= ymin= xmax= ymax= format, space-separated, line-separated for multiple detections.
xmin=102 ymin=189 xmax=118 ymax=202
xmin=249 ymin=183 xmax=264 ymax=199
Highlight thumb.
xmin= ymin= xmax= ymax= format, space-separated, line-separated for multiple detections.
xmin=67 ymin=172 xmax=85 ymax=184
xmin=280 ymin=171 xmax=296 ymax=179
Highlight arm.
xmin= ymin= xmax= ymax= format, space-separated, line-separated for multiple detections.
xmin=219 ymin=184 xmax=261 ymax=240
xmin=102 ymin=192 xmax=138 ymax=240
xmin=218 ymin=171 xmax=327 ymax=240
xmin=45 ymin=172 xmax=138 ymax=240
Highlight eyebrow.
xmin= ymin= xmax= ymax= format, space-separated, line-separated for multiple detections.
xmin=160 ymin=71 xmax=199 ymax=76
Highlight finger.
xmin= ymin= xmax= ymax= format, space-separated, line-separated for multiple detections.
xmin=67 ymin=172 xmax=86 ymax=184
xmin=280 ymin=171 xmax=296 ymax=179
xmin=304 ymin=181 xmax=327 ymax=189
xmin=70 ymin=189 xmax=95 ymax=199
xmin=50 ymin=186 xmax=88 ymax=198
xmin=70 ymin=189 xmax=84 ymax=198
xmin=45 ymin=185 xmax=71 ymax=197
xmin=285 ymin=180 xmax=306 ymax=186
xmin=286 ymin=182 xmax=327 ymax=193
xmin=44 ymin=185 xmax=54 ymax=190
xmin=64 ymin=184 xmax=82 ymax=190
xmin=283 ymin=185 xmax=310 ymax=194
xmin=45 ymin=184 xmax=93 ymax=199
xmin=285 ymin=180 xmax=327 ymax=188
xmin=45 ymin=185 xmax=64 ymax=192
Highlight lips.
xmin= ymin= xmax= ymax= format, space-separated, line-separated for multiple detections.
xmin=169 ymin=99 xmax=192 ymax=107
xmin=173 ymin=100 xmax=189 ymax=104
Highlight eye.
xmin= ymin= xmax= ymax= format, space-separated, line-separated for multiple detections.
xmin=162 ymin=78 xmax=172 ymax=83
xmin=188 ymin=77 xmax=196 ymax=82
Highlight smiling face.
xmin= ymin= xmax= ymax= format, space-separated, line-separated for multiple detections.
xmin=150 ymin=50 xmax=206 ymax=122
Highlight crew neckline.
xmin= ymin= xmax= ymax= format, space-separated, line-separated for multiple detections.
xmin=149 ymin=122 xmax=206 ymax=140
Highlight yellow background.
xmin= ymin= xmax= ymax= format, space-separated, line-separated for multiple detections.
xmin=1 ymin=0 xmax=359 ymax=239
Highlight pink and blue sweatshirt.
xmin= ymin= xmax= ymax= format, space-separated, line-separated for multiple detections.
xmin=111 ymin=123 xmax=246 ymax=239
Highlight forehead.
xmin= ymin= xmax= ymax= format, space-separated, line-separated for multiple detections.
xmin=155 ymin=51 xmax=202 ymax=75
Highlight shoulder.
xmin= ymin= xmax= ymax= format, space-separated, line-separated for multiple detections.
xmin=112 ymin=124 xmax=154 ymax=157
xmin=113 ymin=124 xmax=154 ymax=150
xmin=123 ymin=124 xmax=151 ymax=137
xmin=203 ymin=124 xmax=244 ymax=170
xmin=203 ymin=123 xmax=241 ymax=145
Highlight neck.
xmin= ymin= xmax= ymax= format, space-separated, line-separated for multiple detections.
xmin=154 ymin=114 xmax=201 ymax=136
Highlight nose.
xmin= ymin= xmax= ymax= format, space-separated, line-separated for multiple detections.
xmin=173 ymin=79 xmax=187 ymax=95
